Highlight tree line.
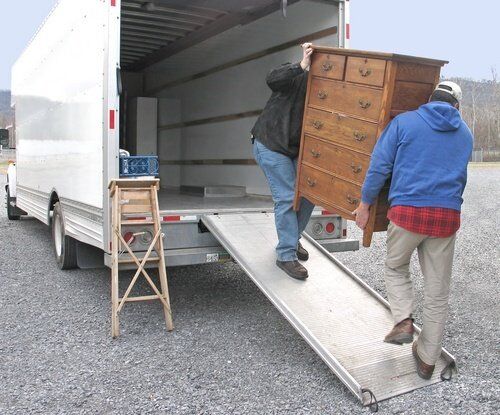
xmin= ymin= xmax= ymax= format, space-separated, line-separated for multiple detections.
xmin=451 ymin=71 xmax=500 ymax=158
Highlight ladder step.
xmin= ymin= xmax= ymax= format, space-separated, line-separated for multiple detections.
xmin=118 ymin=257 xmax=161 ymax=264
xmin=121 ymin=204 xmax=153 ymax=213
xmin=119 ymin=295 xmax=165 ymax=303
xmin=121 ymin=220 xmax=156 ymax=225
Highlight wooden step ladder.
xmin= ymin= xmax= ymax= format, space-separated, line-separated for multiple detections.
xmin=109 ymin=179 xmax=174 ymax=338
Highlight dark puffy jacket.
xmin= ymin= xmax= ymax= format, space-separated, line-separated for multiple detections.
xmin=251 ymin=62 xmax=308 ymax=158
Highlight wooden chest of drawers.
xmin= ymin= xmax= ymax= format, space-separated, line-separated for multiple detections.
xmin=294 ymin=47 xmax=447 ymax=246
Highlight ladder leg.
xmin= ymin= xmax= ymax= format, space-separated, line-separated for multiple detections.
xmin=111 ymin=260 xmax=120 ymax=338
xmin=151 ymin=186 xmax=174 ymax=331
xmin=158 ymin=264 xmax=174 ymax=331
xmin=111 ymin=189 xmax=121 ymax=338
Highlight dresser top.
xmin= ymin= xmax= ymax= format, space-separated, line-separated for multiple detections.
xmin=313 ymin=46 xmax=448 ymax=67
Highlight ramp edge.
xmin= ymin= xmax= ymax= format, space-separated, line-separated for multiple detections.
xmin=202 ymin=214 xmax=365 ymax=403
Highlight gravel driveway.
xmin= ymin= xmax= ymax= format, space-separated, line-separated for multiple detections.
xmin=0 ymin=167 xmax=498 ymax=414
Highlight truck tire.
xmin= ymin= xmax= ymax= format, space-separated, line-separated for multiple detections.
xmin=52 ymin=202 xmax=78 ymax=269
xmin=6 ymin=186 xmax=20 ymax=220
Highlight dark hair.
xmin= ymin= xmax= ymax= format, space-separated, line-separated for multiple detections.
xmin=429 ymin=90 xmax=459 ymax=107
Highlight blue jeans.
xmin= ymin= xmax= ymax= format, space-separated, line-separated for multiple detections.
xmin=253 ymin=140 xmax=315 ymax=261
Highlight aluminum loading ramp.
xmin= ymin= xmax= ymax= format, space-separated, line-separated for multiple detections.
xmin=202 ymin=213 xmax=456 ymax=410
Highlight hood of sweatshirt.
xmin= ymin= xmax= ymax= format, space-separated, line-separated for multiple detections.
xmin=416 ymin=101 xmax=461 ymax=132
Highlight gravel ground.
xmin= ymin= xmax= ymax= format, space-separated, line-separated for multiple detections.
xmin=0 ymin=167 xmax=498 ymax=415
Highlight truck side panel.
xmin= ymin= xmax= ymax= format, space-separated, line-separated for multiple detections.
xmin=11 ymin=0 xmax=109 ymax=248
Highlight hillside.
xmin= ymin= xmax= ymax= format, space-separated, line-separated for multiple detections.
xmin=0 ymin=76 xmax=498 ymax=151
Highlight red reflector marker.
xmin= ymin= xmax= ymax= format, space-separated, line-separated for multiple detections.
xmin=111 ymin=0 xmax=116 ymax=6
xmin=109 ymin=110 xmax=115 ymax=130
xmin=325 ymin=222 xmax=335 ymax=234
xmin=346 ymin=23 xmax=350 ymax=40
xmin=163 ymin=216 xmax=181 ymax=222
xmin=322 ymin=210 xmax=335 ymax=215
xmin=343 ymin=229 xmax=347 ymax=237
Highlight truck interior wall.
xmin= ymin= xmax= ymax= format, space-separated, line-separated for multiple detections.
xmin=125 ymin=1 xmax=339 ymax=195
xmin=158 ymin=98 xmax=182 ymax=188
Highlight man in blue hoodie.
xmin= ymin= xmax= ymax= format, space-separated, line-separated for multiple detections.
xmin=353 ymin=81 xmax=473 ymax=380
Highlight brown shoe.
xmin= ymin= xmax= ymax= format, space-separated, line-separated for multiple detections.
xmin=412 ymin=341 xmax=435 ymax=380
xmin=297 ymin=242 xmax=309 ymax=261
xmin=384 ymin=318 xmax=414 ymax=345
xmin=276 ymin=260 xmax=308 ymax=280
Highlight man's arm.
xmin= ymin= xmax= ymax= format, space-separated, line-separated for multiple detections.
xmin=353 ymin=119 xmax=400 ymax=229
xmin=266 ymin=43 xmax=313 ymax=92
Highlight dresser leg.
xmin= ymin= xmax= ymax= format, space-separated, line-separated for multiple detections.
xmin=362 ymin=229 xmax=374 ymax=247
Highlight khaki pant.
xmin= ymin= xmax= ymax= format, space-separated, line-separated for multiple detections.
xmin=385 ymin=222 xmax=456 ymax=365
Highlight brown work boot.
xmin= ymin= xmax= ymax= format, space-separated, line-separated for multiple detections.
xmin=276 ymin=260 xmax=308 ymax=280
xmin=297 ymin=242 xmax=309 ymax=261
xmin=412 ymin=341 xmax=435 ymax=380
xmin=384 ymin=318 xmax=414 ymax=345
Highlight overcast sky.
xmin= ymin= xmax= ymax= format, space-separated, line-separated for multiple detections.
xmin=0 ymin=0 xmax=497 ymax=90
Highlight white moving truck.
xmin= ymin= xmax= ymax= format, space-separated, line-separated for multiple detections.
xmin=6 ymin=0 xmax=356 ymax=269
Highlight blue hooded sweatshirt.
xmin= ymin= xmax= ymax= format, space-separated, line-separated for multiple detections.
xmin=361 ymin=101 xmax=473 ymax=211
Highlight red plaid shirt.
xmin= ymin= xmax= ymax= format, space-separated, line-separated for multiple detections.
xmin=388 ymin=206 xmax=460 ymax=238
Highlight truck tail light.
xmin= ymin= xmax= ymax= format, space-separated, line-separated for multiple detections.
xmin=325 ymin=222 xmax=335 ymax=234
xmin=123 ymin=231 xmax=135 ymax=244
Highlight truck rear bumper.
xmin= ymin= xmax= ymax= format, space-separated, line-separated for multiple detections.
xmin=104 ymin=238 xmax=359 ymax=269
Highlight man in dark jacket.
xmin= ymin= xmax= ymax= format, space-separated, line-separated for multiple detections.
xmin=251 ymin=43 xmax=314 ymax=280
xmin=354 ymin=81 xmax=473 ymax=379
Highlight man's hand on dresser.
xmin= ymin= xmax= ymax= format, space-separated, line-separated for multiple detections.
xmin=353 ymin=202 xmax=371 ymax=230
xmin=300 ymin=43 xmax=313 ymax=70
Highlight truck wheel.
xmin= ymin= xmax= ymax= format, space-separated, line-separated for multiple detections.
xmin=52 ymin=202 xmax=78 ymax=269
xmin=6 ymin=186 xmax=20 ymax=220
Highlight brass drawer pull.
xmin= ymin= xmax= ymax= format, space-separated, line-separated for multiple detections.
xmin=310 ymin=149 xmax=321 ymax=158
xmin=322 ymin=61 xmax=334 ymax=72
xmin=359 ymin=67 xmax=372 ymax=77
xmin=359 ymin=99 xmax=371 ymax=109
xmin=353 ymin=131 xmax=367 ymax=141
xmin=351 ymin=163 xmax=362 ymax=174
xmin=312 ymin=120 xmax=324 ymax=129
xmin=307 ymin=178 xmax=316 ymax=187
xmin=318 ymin=90 xmax=328 ymax=100
xmin=347 ymin=194 xmax=359 ymax=205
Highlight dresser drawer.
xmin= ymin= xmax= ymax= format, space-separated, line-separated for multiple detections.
xmin=302 ymin=135 xmax=334 ymax=172
xmin=298 ymin=164 xmax=332 ymax=200
xmin=302 ymin=135 xmax=370 ymax=184
xmin=304 ymin=108 xmax=379 ymax=154
xmin=345 ymin=56 xmax=386 ymax=87
xmin=310 ymin=53 xmax=345 ymax=80
xmin=309 ymin=78 xmax=383 ymax=121
xmin=331 ymin=177 xmax=362 ymax=214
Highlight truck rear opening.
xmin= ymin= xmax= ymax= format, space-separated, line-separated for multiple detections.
xmin=118 ymin=0 xmax=341 ymax=214
xmin=116 ymin=0 xmax=355 ymax=257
